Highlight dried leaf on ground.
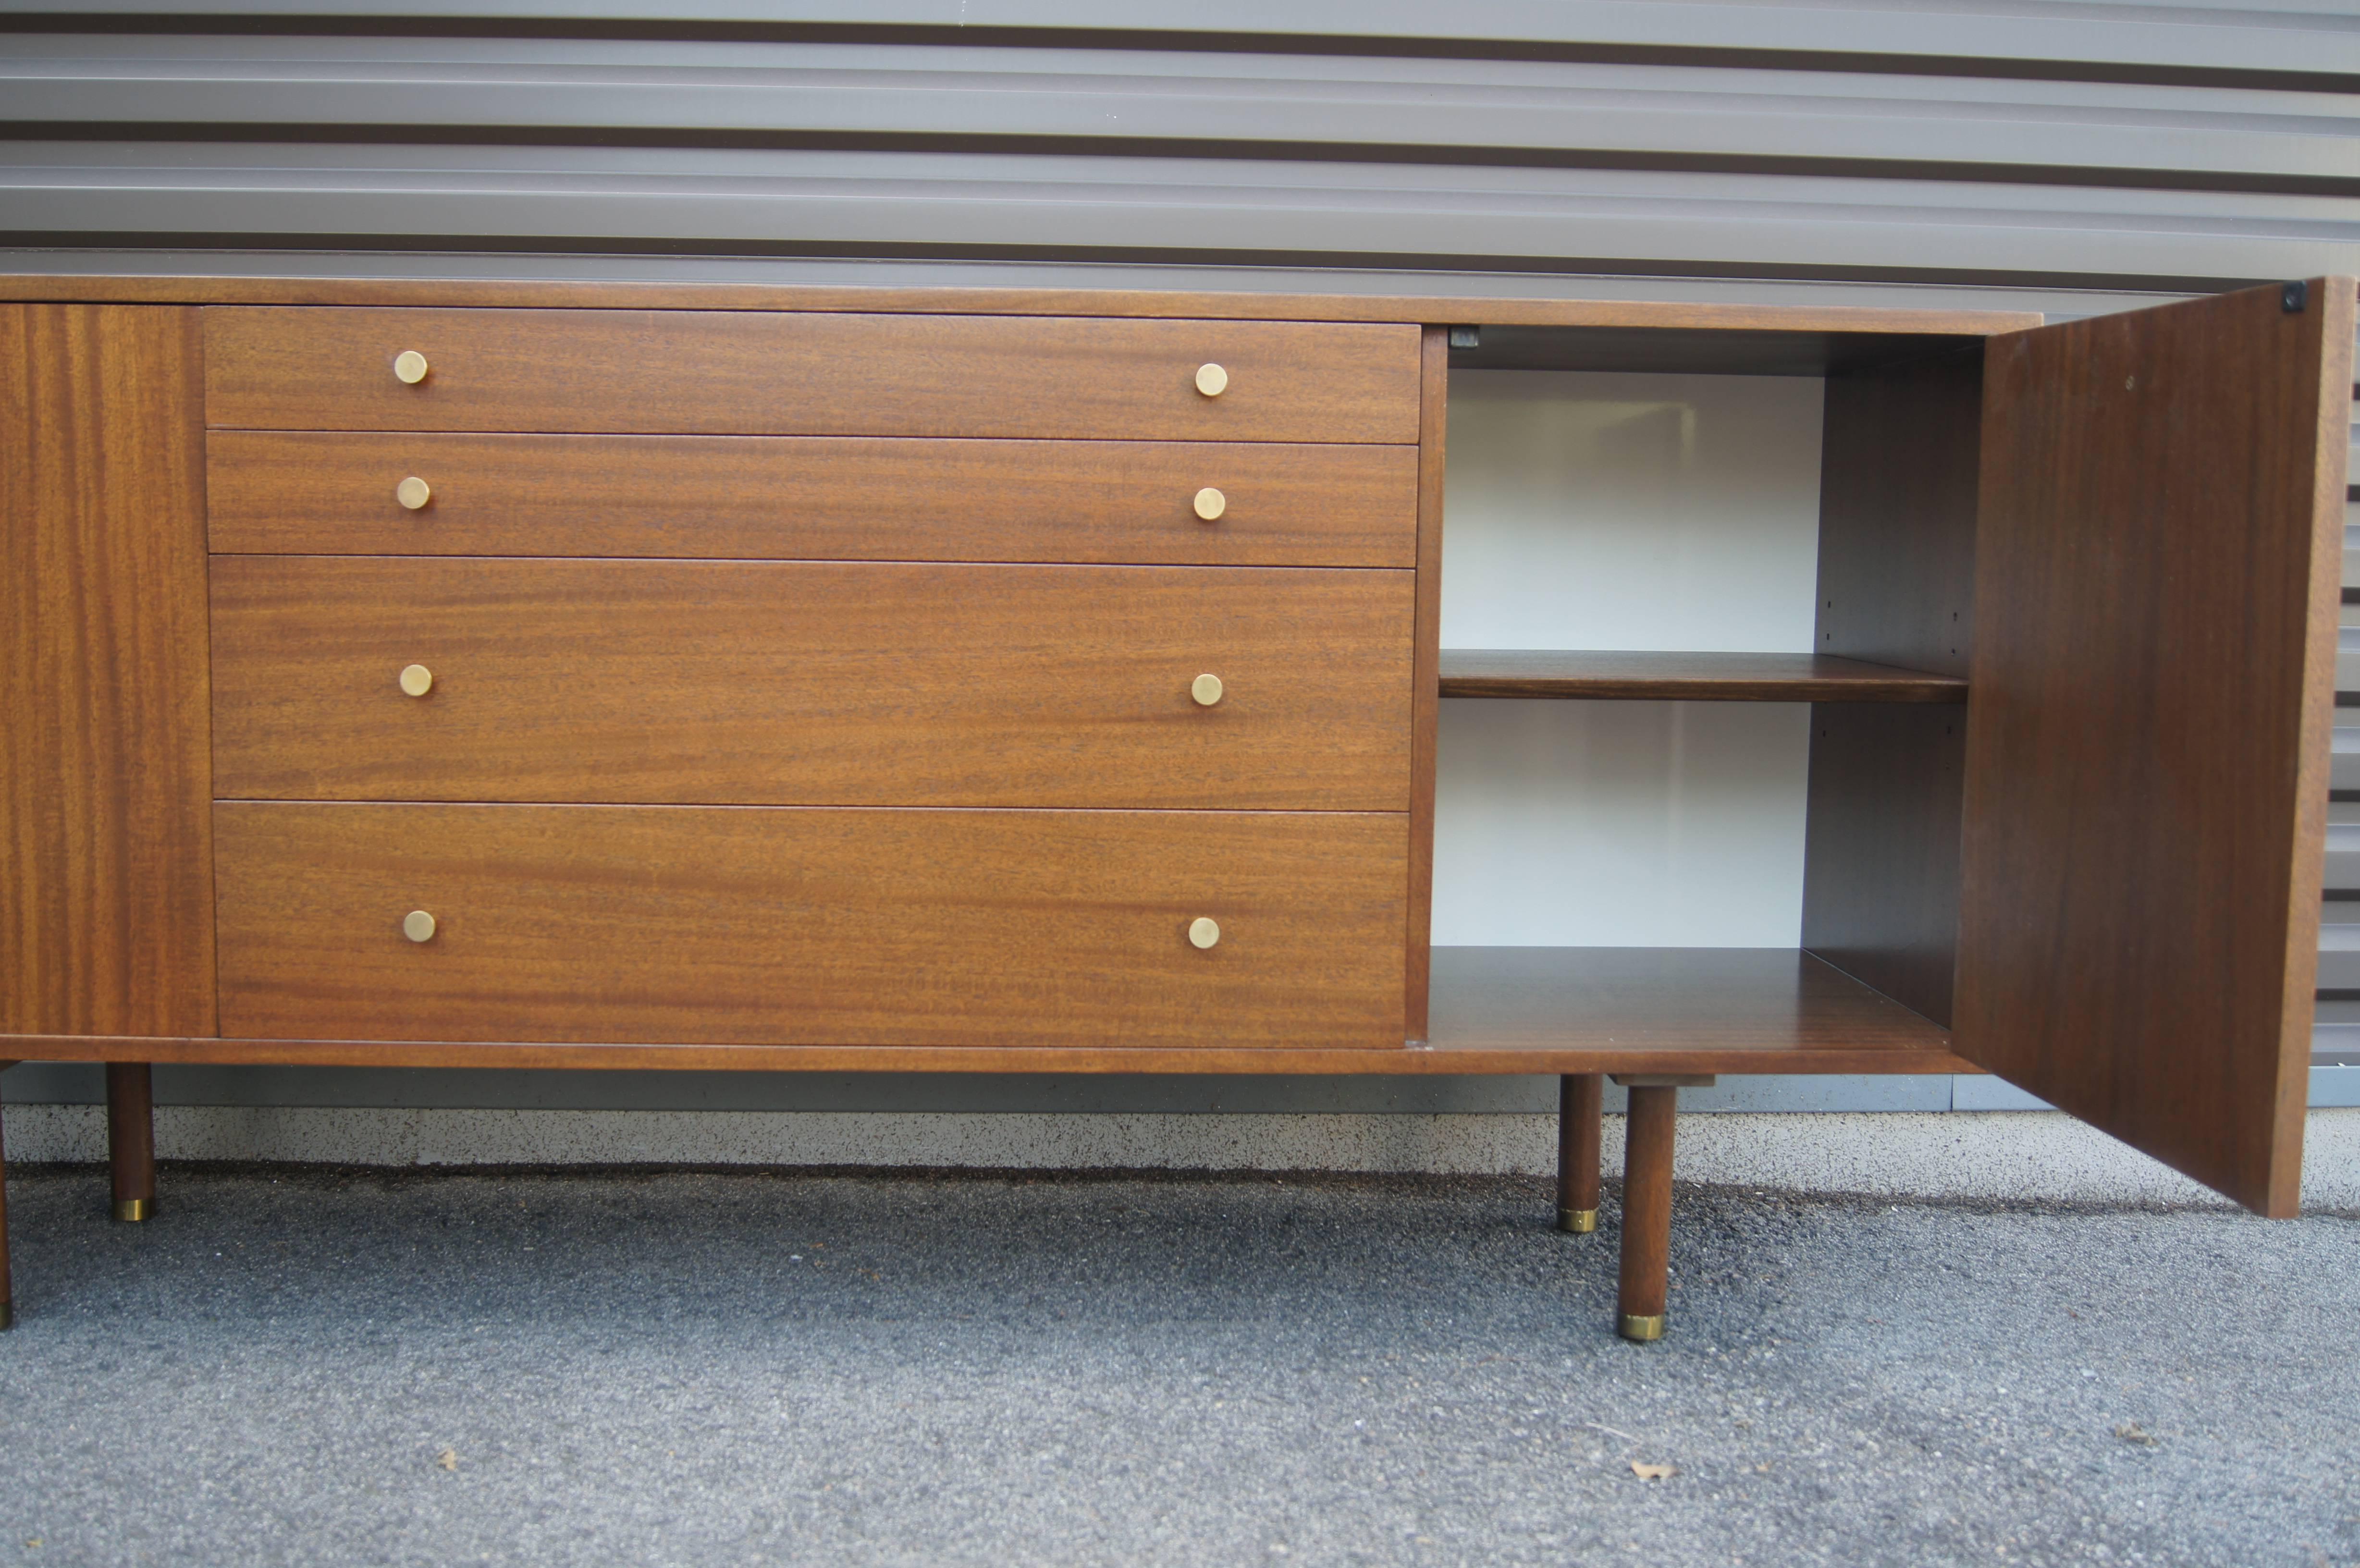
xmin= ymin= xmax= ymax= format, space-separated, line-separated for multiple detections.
xmin=437 ymin=1449 xmax=459 ymax=1471
xmin=2114 ymin=1423 xmax=2160 ymax=1448
xmin=1630 ymin=1462 xmax=1677 ymax=1481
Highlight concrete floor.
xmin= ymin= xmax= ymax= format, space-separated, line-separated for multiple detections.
xmin=0 ymin=1166 xmax=2353 ymax=1568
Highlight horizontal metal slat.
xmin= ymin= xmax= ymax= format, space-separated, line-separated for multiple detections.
xmin=2 ymin=37 xmax=2352 ymax=190
xmin=0 ymin=0 xmax=2353 ymax=85
xmin=2325 ymin=819 xmax=2360 ymax=892
xmin=6 ymin=142 xmax=2355 ymax=285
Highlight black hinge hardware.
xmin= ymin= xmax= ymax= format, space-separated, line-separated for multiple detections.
xmin=2283 ymin=280 xmax=2309 ymax=313
xmin=1447 ymin=325 xmax=1481 ymax=349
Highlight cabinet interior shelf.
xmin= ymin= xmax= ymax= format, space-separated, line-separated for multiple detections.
xmin=1422 ymin=946 xmax=1961 ymax=1072
xmin=1437 ymin=649 xmax=1967 ymax=702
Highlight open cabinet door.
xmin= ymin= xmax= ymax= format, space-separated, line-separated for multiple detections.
xmin=1956 ymin=278 xmax=2354 ymax=1215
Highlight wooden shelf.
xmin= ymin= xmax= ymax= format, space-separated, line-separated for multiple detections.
xmin=1422 ymin=947 xmax=1962 ymax=1071
xmin=2 ymin=948 xmax=1967 ymax=1078
xmin=1438 ymin=649 xmax=1967 ymax=703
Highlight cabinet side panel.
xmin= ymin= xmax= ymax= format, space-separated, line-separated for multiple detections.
xmin=1958 ymin=278 xmax=2355 ymax=1216
xmin=1405 ymin=326 xmax=1446 ymax=1040
xmin=1803 ymin=349 xmax=1981 ymax=1027
xmin=0 ymin=305 xmax=215 ymax=1038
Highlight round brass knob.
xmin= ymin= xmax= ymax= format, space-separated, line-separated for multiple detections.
xmin=1188 ymin=917 xmax=1220 ymax=950
xmin=403 ymin=909 xmax=438 ymax=943
xmin=1194 ymin=363 xmax=1228 ymax=398
xmin=393 ymin=350 xmax=430 ymax=385
xmin=398 ymin=663 xmax=434 ymax=698
xmin=1192 ymin=487 xmax=1226 ymax=521
xmin=395 ymin=476 xmax=432 ymax=510
xmin=1190 ymin=673 xmax=1223 ymax=706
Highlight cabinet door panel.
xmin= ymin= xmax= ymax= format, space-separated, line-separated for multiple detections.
xmin=1957 ymin=277 xmax=2355 ymax=1214
xmin=0 ymin=305 xmax=215 ymax=1038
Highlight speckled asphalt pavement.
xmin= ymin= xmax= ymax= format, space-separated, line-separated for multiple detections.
xmin=0 ymin=1165 xmax=2351 ymax=1568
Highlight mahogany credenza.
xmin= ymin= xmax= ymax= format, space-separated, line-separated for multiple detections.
xmin=2 ymin=275 xmax=2352 ymax=1340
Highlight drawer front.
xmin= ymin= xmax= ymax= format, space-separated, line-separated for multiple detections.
xmin=210 ymin=558 xmax=1414 ymax=810
xmin=214 ymin=803 xmax=1408 ymax=1048
xmin=207 ymin=432 xmax=1418 ymax=567
xmin=204 ymin=308 xmax=1422 ymax=443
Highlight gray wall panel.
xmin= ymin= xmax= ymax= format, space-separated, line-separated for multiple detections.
xmin=4 ymin=38 xmax=2350 ymax=190
xmin=1 ymin=0 xmax=2353 ymax=84
xmin=8 ymin=143 xmax=2355 ymax=287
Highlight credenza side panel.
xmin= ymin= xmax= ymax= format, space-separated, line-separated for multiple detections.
xmin=0 ymin=304 xmax=216 ymax=1037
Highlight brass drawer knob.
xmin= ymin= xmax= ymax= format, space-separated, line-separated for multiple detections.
xmin=398 ymin=663 xmax=434 ymax=697
xmin=1190 ymin=673 xmax=1223 ymax=706
xmin=1192 ymin=487 xmax=1226 ymax=521
xmin=1194 ymin=363 xmax=1228 ymax=397
xmin=393 ymin=350 xmax=430 ymax=384
xmin=1188 ymin=917 xmax=1220 ymax=950
xmin=403 ymin=909 xmax=438 ymax=943
xmin=395 ymin=476 xmax=432 ymax=510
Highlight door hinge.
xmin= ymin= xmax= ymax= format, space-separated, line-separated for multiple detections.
xmin=2283 ymin=280 xmax=2309 ymax=313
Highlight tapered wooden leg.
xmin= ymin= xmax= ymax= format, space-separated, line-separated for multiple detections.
xmin=1615 ymin=1084 xmax=1679 ymax=1342
xmin=1556 ymin=1074 xmax=1603 ymax=1233
xmin=106 ymin=1063 xmax=155 ymax=1223
xmin=1 ymin=1067 xmax=15 ymax=1330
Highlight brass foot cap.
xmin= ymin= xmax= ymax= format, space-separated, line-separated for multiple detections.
xmin=112 ymin=1198 xmax=152 ymax=1223
xmin=1557 ymin=1207 xmax=1598 ymax=1234
xmin=0 ymin=1302 xmax=13 ymax=1332
xmin=1618 ymin=1312 xmax=1666 ymax=1342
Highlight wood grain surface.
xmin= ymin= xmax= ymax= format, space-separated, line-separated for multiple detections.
xmin=1438 ymin=650 xmax=1965 ymax=702
xmin=0 ymin=304 xmax=216 ymax=1038
xmin=1425 ymin=946 xmax=1956 ymax=1059
xmin=1556 ymin=1073 xmax=1603 ymax=1222
xmin=13 ymin=945 xmax=1973 ymax=1074
xmin=1404 ymin=328 xmax=1447 ymax=1040
xmin=204 ymin=308 xmax=1422 ymax=443
xmin=210 ymin=558 xmax=1414 ymax=810
xmin=106 ymin=1062 xmax=155 ymax=1213
xmin=1616 ymin=1084 xmax=1679 ymax=1326
xmin=1802 ymin=346 xmax=1985 ymax=1029
xmin=1957 ymin=276 xmax=2357 ymax=1217
xmin=214 ymin=802 xmax=1409 ymax=1050
xmin=2 ymin=274 xmax=2035 ymax=337
xmin=206 ymin=432 xmax=1419 ymax=567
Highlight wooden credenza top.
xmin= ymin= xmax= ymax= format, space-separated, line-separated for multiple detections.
xmin=0 ymin=271 xmax=2042 ymax=335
